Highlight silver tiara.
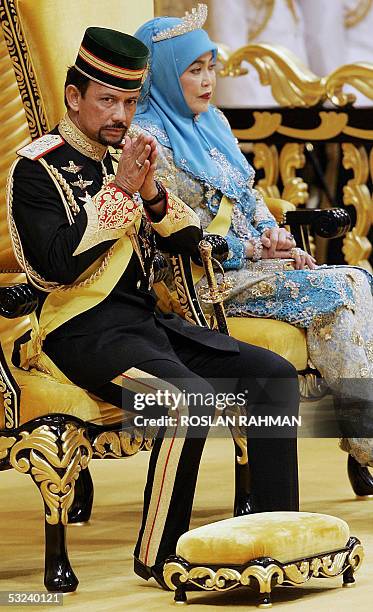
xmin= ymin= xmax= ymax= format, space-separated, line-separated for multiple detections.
xmin=152 ymin=3 xmax=208 ymax=42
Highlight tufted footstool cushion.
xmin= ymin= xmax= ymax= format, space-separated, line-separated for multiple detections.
xmin=176 ymin=512 xmax=349 ymax=565
xmin=164 ymin=512 xmax=364 ymax=608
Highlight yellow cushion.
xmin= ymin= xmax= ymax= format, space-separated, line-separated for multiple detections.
xmin=0 ymin=366 xmax=124 ymax=429
xmin=265 ymin=197 xmax=296 ymax=224
xmin=176 ymin=512 xmax=350 ymax=565
xmin=227 ymin=318 xmax=308 ymax=371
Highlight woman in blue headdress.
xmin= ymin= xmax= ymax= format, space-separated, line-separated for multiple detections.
xmin=133 ymin=8 xmax=373 ymax=477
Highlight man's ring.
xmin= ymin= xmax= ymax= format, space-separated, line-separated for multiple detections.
xmin=135 ymin=159 xmax=143 ymax=168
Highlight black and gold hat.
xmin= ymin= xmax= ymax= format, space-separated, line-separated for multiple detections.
xmin=75 ymin=27 xmax=149 ymax=91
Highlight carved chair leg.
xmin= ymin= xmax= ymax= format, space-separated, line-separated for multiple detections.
xmin=44 ymin=521 xmax=78 ymax=592
xmin=257 ymin=591 xmax=272 ymax=608
xmin=174 ymin=585 xmax=188 ymax=604
xmin=343 ymin=566 xmax=356 ymax=588
xmin=7 ymin=415 xmax=92 ymax=592
xmin=68 ymin=466 xmax=94 ymax=524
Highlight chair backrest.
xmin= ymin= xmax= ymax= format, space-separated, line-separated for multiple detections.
xmin=0 ymin=0 xmax=154 ymax=408
xmin=0 ymin=0 xmax=153 ymax=268
xmin=217 ymin=44 xmax=373 ymax=270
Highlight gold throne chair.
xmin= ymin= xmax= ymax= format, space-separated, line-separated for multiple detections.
xmin=0 ymin=0 xmax=161 ymax=594
xmin=0 ymin=0 xmax=257 ymax=592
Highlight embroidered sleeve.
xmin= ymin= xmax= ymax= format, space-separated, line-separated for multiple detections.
xmin=73 ymin=182 xmax=142 ymax=255
xmin=154 ymin=143 xmax=180 ymax=197
xmin=150 ymin=190 xmax=201 ymax=237
xmin=223 ymin=233 xmax=246 ymax=270
xmin=253 ymin=189 xmax=278 ymax=234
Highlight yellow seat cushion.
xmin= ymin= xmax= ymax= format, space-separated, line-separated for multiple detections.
xmin=265 ymin=197 xmax=296 ymax=224
xmin=176 ymin=512 xmax=350 ymax=566
xmin=0 ymin=366 xmax=125 ymax=429
xmin=227 ymin=318 xmax=308 ymax=371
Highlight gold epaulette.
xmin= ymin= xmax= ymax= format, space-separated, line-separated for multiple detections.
xmin=17 ymin=134 xmax=65 ymax=161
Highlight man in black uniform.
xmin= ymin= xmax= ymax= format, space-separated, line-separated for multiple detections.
xmin=9 ymin=27 xmax=299 ymax=588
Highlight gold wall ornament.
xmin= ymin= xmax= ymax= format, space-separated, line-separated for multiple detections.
xmin=325 ymin=62 xmax=373 ymax=107
xmin=233 ymin=111 xmax=282 ymax=141
xmin=278 ymin=112 xmax=349 ymax=140
xmin=217 ymin=43 xmax=373 ymax=108
xmin=252 ymin=143 xmax=281 ymax=199
xmin=342 ymin=144 xmax=372 ymax=270
xmin=0 ymin=435 xmax=16 ymax=459
xmin=247 ymin=0 xmax=275 ymax=42
xmin=218 ymin=44 xmax=325 ymax=107
xmin=279 ymin=144 xmax=308 ymax=206
xmin=345 ymin=0 xmax=373 ymax=27
xmin=9 ymin=423 xmax=92 ymax=525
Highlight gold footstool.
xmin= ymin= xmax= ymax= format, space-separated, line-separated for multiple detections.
xmin=163 ymin=512 xmax=364 ymax=608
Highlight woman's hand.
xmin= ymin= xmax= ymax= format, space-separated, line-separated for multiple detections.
xmin=261 ymin=227 xmax=296 ymax=256
xmin=261 ymin=246 xmax=317 ymax=270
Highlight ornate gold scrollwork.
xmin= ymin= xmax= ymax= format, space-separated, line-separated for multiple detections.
xmin=253 ymin=143 xmax=281 ymax=199
xmin=345 ymin=0 xmax=373 ymax=28
xmin=310 ymin=552 xmax=349 ymax=577
xmin=0 ymin=435 xmax=16 ymax=459
xmin=218 ymin=44 xmax=324 ymax=107
xmin=283 ymin=560 xmax=311 ymax=584
xmin=218 ymin=43 xmax=373 ymax=108
xmin=164 ymin=539 xmax=363 ymax=597
xmin=9 ymin=424 xmax=92 ymax=525
xmin=0 ymin=0 xmax=48 ymax=138
xmin=0 ymin=370 xmax=16 ymax=428
xmin=342 ymin=144 xmax=372 ymax=270
xmin=279 ymin=112 xmax=349 ymax=140
xmin=279 ymin=144 xmax=308 ymax=205
xmin=348 ymin=542 xmax=364 ymax=571
xmin=241 ymin=564 xmax=284 ymax=592
xmin=164 ymin=561 xmax=284 ymax=593
xmin=325 ymin=63 xmax=373 ymax=107
xmin=93 ymin=428 xmax=148 ymax=458
xmin=233 ymin=112 xmax=282 ymax=141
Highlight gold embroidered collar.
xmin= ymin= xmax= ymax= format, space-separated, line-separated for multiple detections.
xmin=58 ymin=114 xmax=108 ymax=161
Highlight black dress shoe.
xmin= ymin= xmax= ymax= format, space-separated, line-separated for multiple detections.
xmin=348 ymin=454 xmax=373 ymax=497
xmin=134 ymin=557 xmax=170 ymax=591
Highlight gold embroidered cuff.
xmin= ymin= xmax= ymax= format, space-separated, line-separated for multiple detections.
xmin=73 ymin=182 xmax=142 ymax=255
xmin=150 ymin=191 xmax=200 ymax=237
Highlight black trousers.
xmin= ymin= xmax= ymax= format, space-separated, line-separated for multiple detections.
xmin=93 ymin=335 xmax=299 ymax=567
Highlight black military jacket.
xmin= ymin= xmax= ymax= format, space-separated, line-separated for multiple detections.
xmin=10 ymin=117 xmax=238 ymax=390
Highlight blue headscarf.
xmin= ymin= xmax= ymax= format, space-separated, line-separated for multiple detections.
xmin=134 ymin=16 xmax=254 ymax=204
